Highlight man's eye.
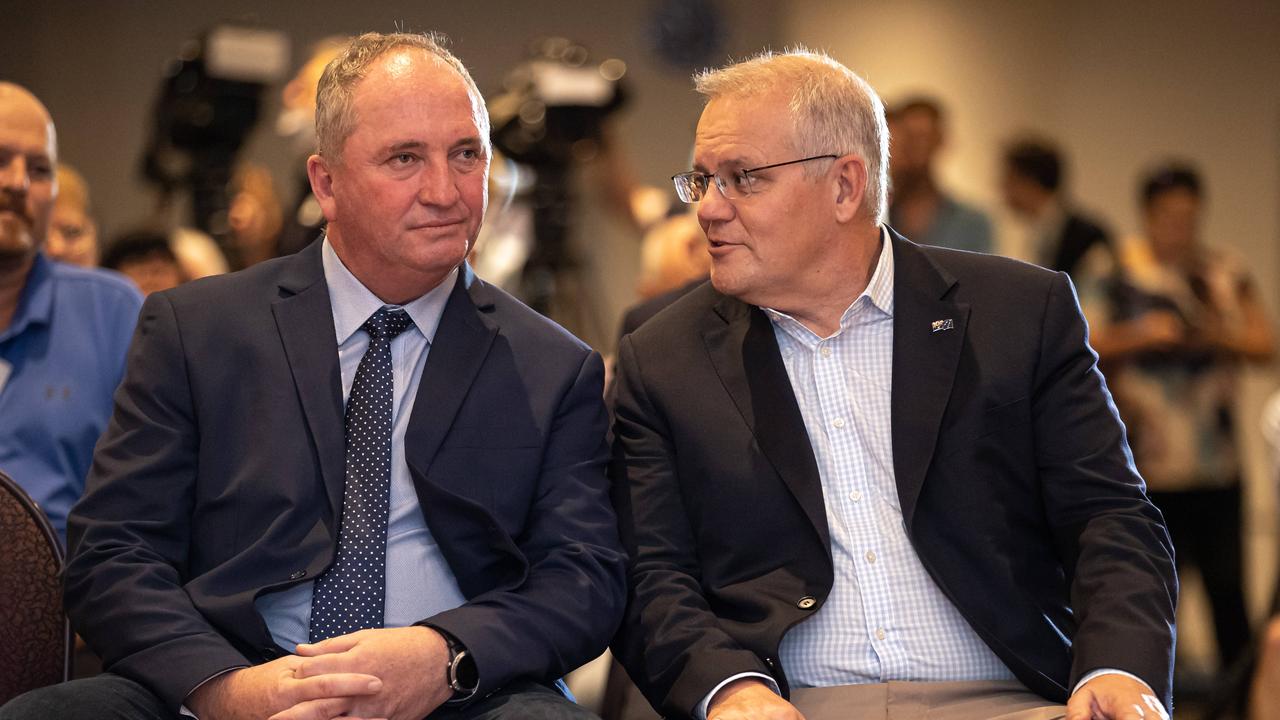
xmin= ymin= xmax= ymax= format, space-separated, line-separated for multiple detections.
xmin=730 ymin=171 xmax=752 ymax=192
xmin=391 ymin=153 xmax=415 ymax=165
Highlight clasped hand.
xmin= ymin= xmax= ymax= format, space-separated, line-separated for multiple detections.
xmin=187 ymin=626 xmax=452 ymax=720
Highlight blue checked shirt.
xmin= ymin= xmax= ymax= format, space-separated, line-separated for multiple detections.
xmin=769 ymin=229 xmax=1014 ymax=687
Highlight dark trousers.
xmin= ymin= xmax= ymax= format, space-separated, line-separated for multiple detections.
xmin=0 ymin=673 xmax=599 ymax=720
xmin=1151 ymin=484 xmax=1252 ymax=669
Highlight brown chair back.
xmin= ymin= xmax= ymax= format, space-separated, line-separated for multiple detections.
xmin=0 ymin=469 xmax=71 ymax=705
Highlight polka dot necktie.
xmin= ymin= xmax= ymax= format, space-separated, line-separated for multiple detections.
xmin=309 ymin=306 xmax=415 ymax=642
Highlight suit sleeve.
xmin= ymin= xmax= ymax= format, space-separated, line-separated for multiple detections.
xmin=1033 ymin=272 xmax=1178 ymax=709
xmin=423 ymin=349 xmax=628 ymax=698
xmin=608 ymin=334 xmax=773 ymax=719
xmin=64 ymin=292 xmax=250 ymax=710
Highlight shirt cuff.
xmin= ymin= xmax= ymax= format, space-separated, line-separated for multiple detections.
xmin=695 ymin=672 xmax=780 ymax=720
xmin=179 ymin=666 xmax=248 ymax=718
xmin=1072 ymin=668 xmax=1167 ymax=716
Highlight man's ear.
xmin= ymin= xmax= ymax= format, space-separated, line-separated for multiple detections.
xmin=832 ymin=154 xmax=869 ymax=223
xmin=306 ymin=154 xmax=339 ymax=223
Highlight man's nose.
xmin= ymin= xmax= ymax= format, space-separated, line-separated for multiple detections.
xmin=416 ymin=162 xmax=461 ymax=206
xmin=696 ymin=182 xmax=734 ymax=224
xmin=0 ymin=155 xmax=31 ymax=195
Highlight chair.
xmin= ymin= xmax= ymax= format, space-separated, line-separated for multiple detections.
xmin=0 ymin=470 xmax=71 ymax=706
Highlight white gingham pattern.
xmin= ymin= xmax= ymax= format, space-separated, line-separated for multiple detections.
xmin=769 ymin=228 xmax=1014 ymax=688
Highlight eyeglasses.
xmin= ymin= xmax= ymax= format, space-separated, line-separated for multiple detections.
xmin=671 ymin=154 xmax=838 ymax=203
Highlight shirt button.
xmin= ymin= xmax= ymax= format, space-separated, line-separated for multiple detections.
xmin=797 ymin=596 xmax=818 ymax=610
xmin=289 ymin=570 xmax=307 ymax=580
xmin=865 ymin=550 xmax=877 ymax=564
xmin=875 ymin=628 xmax=887 ymax=641
xmin=820 ymin=346 xmax=832 ymax=358
xmin=850 ymin=490 xmax=862 ymax=502
xmin=832 ymin=418 xmax=846 ymax=428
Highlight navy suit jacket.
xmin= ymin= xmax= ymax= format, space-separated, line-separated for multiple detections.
xmin=610 ymin=230 xmax=1177 ymax=718
xmin=66 ymin=240 xmax=627 ymax=710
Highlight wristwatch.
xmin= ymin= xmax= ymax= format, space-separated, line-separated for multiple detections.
xmin=443 ymin=633 xmax=479 ymax=701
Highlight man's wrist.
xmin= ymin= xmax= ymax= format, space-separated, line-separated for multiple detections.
xmin=698 ymin=673 xmax=779 ymax=720
xmin=1073 ymin=668 xmax=1167 ymax=715
xmin=439 ymin=631 xmax=479 ymax=703
xmin=183 ymin=665 xmax=247 ymax=719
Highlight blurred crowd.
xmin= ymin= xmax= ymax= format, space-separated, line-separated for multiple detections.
xmin=3 ymin=33 xmax=1279 ymax=720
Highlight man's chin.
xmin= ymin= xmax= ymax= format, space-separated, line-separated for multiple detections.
xmin=708 ymin=268 xmax=746 ymax=299
xmin=0 ymin=221 xmax=38 ymax=267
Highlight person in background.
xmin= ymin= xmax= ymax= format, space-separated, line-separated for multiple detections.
xmin=0 ymin=83 xmax=142 ymax=543
xmin=276 ymin=36 xmax=346 ymax=257
xmin=1087 ymin=163 xmax=1273 ymax=684
xmin=1203 ymin=393 xmax=1280 ymax=720
xmin=46 ymin=164 xmax=99 ymax=267
xmin=1000 ymin=137 xmax=1113 ymax=285
xmin=226 ymin=161 xmax=285 ymax=269
xmin=617 ymin=212 xmax=709 ymax=339
xmin=886 ymin=96 xmax=992 ymax=254
xmin=100 ymin=229 xmax=186 ymax=296
xmin=1247 ymin=389 xmax=1280 ymax=718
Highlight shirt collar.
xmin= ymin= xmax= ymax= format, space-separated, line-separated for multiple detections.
xmin=862 ymin=225 xmax=895 ymax=317
xmin=0 ymin=253 xmax=54 ymax=344
xmin=321 ymin=236 xmax=456 ymax=346
xmin=764 ymin=225 xmax=895 ymax=340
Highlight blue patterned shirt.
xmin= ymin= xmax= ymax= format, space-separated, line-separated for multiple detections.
xmin=767 ymin=228 xmax=1013 ymax=687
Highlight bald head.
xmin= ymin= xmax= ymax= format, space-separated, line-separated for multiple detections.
xmin=0 ymin=83 xmax=56 ymax=159
xmin=0 ymin=82 xmax=58 ymax=265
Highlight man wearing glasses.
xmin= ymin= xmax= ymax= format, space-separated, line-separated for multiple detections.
xmin=609 ymin=50 xmax=1176 ymax=720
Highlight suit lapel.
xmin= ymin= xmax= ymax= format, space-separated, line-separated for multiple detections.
xmin=889 ymin=232 xmax=970 ymax=527
xmin=702 ymin=296 xmax=831 ymax=554
xmin=404 ymin=266 xmax=498 ymax=479
xmin=272 ymin=241 xmax=346 ymax=521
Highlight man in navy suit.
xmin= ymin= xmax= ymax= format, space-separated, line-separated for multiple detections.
xmin=610 ymin=50 xmax=1175 ymax=720
xmin=0 ymin=32 xmax=624 ymax=720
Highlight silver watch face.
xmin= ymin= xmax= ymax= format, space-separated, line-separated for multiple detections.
xmin=449 ymin=648 xmax=478 ymax=694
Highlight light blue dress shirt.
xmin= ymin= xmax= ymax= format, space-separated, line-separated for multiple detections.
xmin=768 ymin=230 xmax=1012 ymax=686
xmin=254 ymin=239 xmax=466 ymax=650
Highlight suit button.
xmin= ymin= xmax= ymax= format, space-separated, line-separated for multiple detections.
xmin=797 ymin=596 xmax=817 ymax=610
xmin=289 ymin=570 xmax=307 ymax=580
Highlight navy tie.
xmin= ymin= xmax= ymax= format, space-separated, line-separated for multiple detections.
xmin=309 ymin=306 xmax=415 ymax=642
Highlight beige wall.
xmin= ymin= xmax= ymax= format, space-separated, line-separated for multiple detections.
xmin=786 ymin=0 xmax=1280 ymax=667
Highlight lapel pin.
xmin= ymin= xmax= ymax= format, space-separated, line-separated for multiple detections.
xmin=931 ymin=318 xmax=955 ymax=333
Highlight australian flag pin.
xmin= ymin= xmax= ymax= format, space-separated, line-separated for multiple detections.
xmin=931 ymin=318 xmax=955 ymax=333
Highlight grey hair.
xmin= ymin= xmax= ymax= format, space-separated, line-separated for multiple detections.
xmin=694 ymin=48 xmax=889 ymax=224
xmin=314 ymin=31 xmax=490 ymax=160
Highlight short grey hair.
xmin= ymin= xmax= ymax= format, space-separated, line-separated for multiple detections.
xmin=314 ymin=31 xmax=490 ymax=160
xmin=694 ymin=48 xmax=889 ymax=224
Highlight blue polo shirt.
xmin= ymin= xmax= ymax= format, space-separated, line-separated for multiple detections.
xmin=0 ymin=253 xmax=142 ymax=543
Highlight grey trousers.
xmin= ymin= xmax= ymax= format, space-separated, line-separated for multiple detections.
xmin=788 ymin=680 xmax=1065 ymax=720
